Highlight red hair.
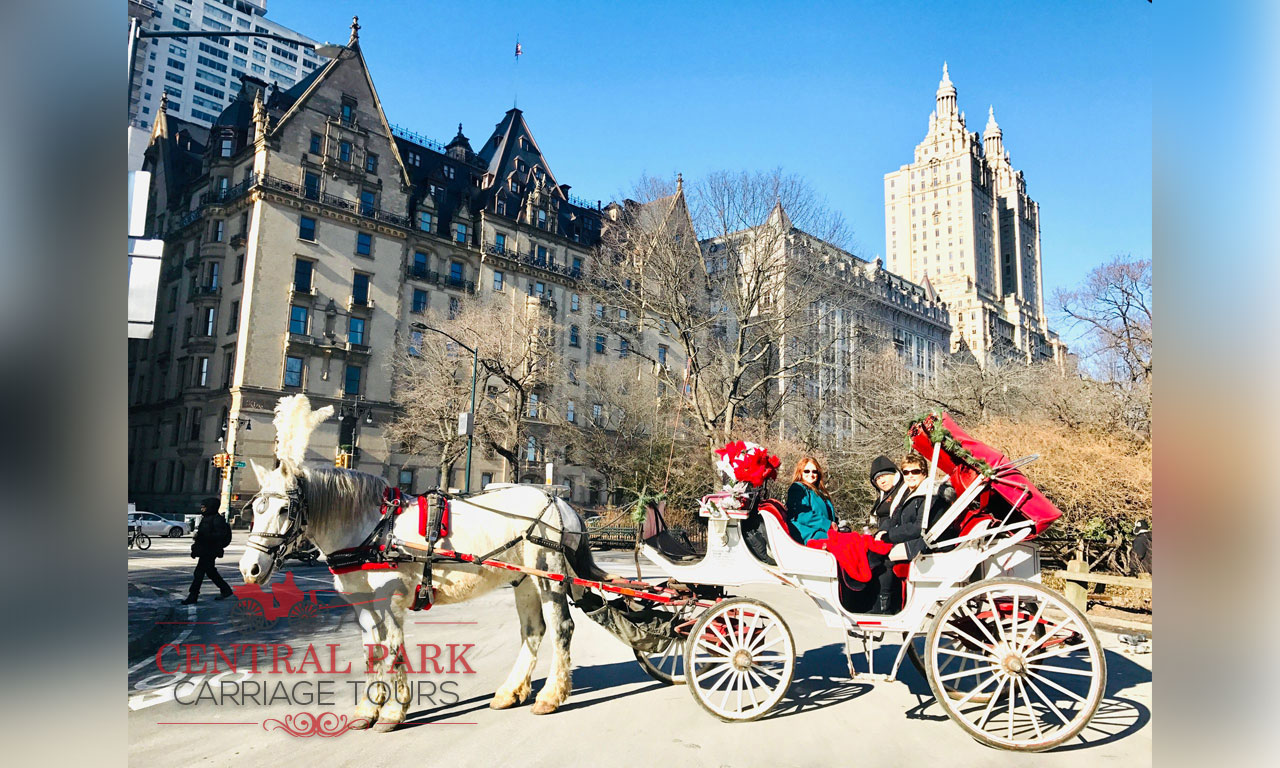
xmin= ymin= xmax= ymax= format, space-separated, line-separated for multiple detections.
xmin=792 ymin=456 xmax=830 ymax=497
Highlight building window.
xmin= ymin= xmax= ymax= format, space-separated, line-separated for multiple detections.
xmin=341 ymin=99 xmax=355 ymax=123
xmin=339 ymin=140 xmax=352 ymax=163
xmin=536 ymin=245 xmax=547 ymax=264
xmin=619 ymin=339 xmax=630 ymax=358
xmin=309 ymin=132 xmax=322 ymax=154
xmin=197 ymin=357 xmax=210 ymax=386
xmin=569 ymin=325 xmax=580 ymax=347
xmin=592 ymin=403 xmax=602 ymax=422
xmin=304 ymin=171 xmax=320 ymax=200
xmin=492 ymin=270 xmax=504 ymax=292
xmin=360 ymin=190 xmax=376 ymax=216
xmin=299 ymin=215 xmax=316 ymax=241
xmin=481 ymin=472 xmax=493 ymax=488
xmin=289 ymin=305 xmax=309 ymax=335
xmin=212 ymin=219 xmax=224 ymax=242
xmin=618 ymin=308 xmax=629 ymax=321
xmin=228 ymin=301 xmax=239 ymax=334
xmin=568 ymin=362 xmax=578 ymax=384
xmin=566 ymin=400 xmax=576 ymax=423
xmin=343 ymin=364 xmax=362 ymax=396
xmin=455 ymin=223 xmax=468 ymax=244
xmin=412 ymin=288 xmax=428 ymax=313
xmin=352 ymin=273 xmax=370 ymax=305
xmin=409 ymin=330 xmax=423 ymax=356
xmin=398 ymin=469 xmax=414 ymax=492
xmin=189 ymin=408 xmax=202 ymax=441
xmin=412 ymin=251 xmax=428 ymax=277
xmin=448 ymin=296 xmax=460 ymax=319
xmin=595 ymin=335 xmax=606 ymax=354
xmin=572 ymin=256 xmax=583 ymax=275
xmin=494 ymin=233 xmax=505 ymax=253
xmin=294 ymin=258 xmax=312 ymax=292
xmin=449 ymin=261 xmax=464 ymax=284
xmin=348 ymin=316 xmax=366 ymax=345
xmin=220 ymin=137 xmax=233 ymax=157
xmin=223 ymin=351 xmax=234 ymax=387
xmin=594 ymin=303 xmax=604 ymax=319
xmin=537 ymin=209 xmax=547 ymax=229
xmin=365 ymin=153 xmax=378 ymax=173
xmin=356 ymin=232 xmax=372 ymax=256
xmin=658 ymin=345 xmax=668 ymax=366
xmin=418 ymin=211 xmax=433 ymax=232
xmin=202 ymin=306 xmax=216 ymax=335
xmin=570 ymin=293 xmax=580 ymax=312
xmin=527 ymin=393 xmax=540 ymax=419
xmin=284 ymin=355 xmax=304 ymax=387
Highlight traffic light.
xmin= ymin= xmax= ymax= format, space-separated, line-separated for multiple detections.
xmin=335 ymin=453 xmax=351 ymax=469
xmin=211 ymin=453 xmax=227 ymax=469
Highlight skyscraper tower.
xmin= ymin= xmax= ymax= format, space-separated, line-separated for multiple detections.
xmin=883 ymin=64 xmax=1063 ymax=366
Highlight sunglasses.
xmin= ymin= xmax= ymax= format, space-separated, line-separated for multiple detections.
xmin=802 ymin=469 xmax=819 ymax=475
xmin=902 ymin=469 xmax=925 ymax=476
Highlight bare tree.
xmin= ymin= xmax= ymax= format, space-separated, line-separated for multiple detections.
xmin=1054 ymin=256 xmax=1152 ymax=385
xmin=594 ymin=169 xmax=852 ymax=449
xmin=384 ymin=324 xmax=473 ymax=485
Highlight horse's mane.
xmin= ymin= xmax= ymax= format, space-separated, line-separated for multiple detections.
xmin=297 ymin=464 xmax=388 ymax=531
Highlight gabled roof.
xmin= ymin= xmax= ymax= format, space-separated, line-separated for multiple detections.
xmin=477 ymin=108 xmax=563 ymax=197
xmin=920 ymin=271 xmax=939 ymax=301
xmin=148 ymin=104 xmax=209 ymax=203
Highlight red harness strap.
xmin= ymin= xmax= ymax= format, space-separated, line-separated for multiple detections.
xmin=418 ymin=495 xmax=449 ymax=539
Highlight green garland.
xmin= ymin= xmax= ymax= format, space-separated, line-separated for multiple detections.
xmin=904 ymin=410 xmax=996 ymax=479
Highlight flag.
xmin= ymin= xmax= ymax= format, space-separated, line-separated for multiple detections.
xmin=515 ymin=41 xmax=522 ymax=59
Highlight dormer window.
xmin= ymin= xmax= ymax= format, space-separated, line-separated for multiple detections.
xmin=537 ymin=209 xmax=546 ymax=228
xmin=220 ymin=136 xmax=233 ymax=157
xmin=340 ymin=97 xmax=356 ymax=124
xmin=443 ymin=166 xmax=455 ymax=180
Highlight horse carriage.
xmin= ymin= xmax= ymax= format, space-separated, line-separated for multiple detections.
xmin=239 ymin=397 xmax=1103 ymax=750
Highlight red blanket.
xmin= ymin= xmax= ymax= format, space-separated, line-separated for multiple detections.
xmin=806 ymin=528 xmax=892 ymax=583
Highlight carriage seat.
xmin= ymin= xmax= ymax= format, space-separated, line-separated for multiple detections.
xmin=755 ymin=500 xmax=838 ymax=577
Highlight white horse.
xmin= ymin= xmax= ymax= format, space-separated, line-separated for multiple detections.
xmin=238 ymin=395 xmax=606 ymax=731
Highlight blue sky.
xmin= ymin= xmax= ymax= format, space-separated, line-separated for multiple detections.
xmin=271 ymin=0 xmax=1151 ymax=343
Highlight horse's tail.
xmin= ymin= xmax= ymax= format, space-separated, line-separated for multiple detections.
xmin=551 ymin=497 xmax=617 ymax=599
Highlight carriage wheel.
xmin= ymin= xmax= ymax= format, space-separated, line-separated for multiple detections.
xmin=684 ymin=598 xmax=795 ymax=722
xmin=289 ymin=600 xmax=319 ymax=622
xmin=925 ymin=578 xmax=1105 ymax=752
xmin=634 ymin=634 xmax=687 ymax=685
xmin=908 ymin=603 xmax=1035 ymax=704
xmin=233 ymin=599 xmax=269 ymax=631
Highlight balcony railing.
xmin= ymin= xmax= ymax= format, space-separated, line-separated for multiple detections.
xmin=189 ymin=284 xmax=221 ymax=300
xmin=405 ymin=265 xmax=476 ymax=293
xmin=485 ymin=244 xmax=584 ymax=280
xmin=389 ymin=123 xmax=446 ymax=153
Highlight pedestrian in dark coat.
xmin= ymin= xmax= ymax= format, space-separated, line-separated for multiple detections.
xmin=867 ymin=454 xmax=950 ymax=613
xmin=867 ymin=455 xmax=902 ymax=530
xmin=1132 ymin=520 xmax=1152 ymax=573
xmin=182 ymin=497 xmax=234 ymax=604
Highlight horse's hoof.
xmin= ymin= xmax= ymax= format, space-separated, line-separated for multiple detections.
xmin=489 ymin=696 xmax=517 ymax=710
xmin=348 ymin=716 xmax=374 ymax=730
xmin=530 ymin=700 xmax=559 ymax=715
xmin=372 ymin=719 xmax=401 ymax=733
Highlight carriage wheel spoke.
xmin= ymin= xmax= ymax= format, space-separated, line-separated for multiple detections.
xmin=1022 ymin=618 xmax=1073 ymax=656
xmin=1027 ymin=669 xmax=1087 ymax=703
xmin=938 ymin=664 xmax=999 ymax=683
xmin=942 ymin=623 xmax=997 ymax=654
xmin=750 ymin=632 xmax=785 ymax=655
xmin=723 ymin=669 xmax=742 ymax=712
xmin=974 ymin=674 xmax=1009 ymax=730
xmin=936 ymin=646 xmax=996 ymax=664
xmin=1019 ymin=600 xmax=1047 ymax=651
xmin=1023 ymin=674 xmax=1072 ymax=727
xmin=954 ymin=670 xmax=1002 ymax=707
xmin=1006 ymin=673 xmax=1016 ymax=741
xmin=696 ymin=638 xmax=731 ymax=657
xmin=1027 ymin=663 xmax=1095 ymax=677
xmin=1015 ymin=677 xmax=1045 ymax=741
xmin=959 ymin=602 xmax=1002 ymax=648
xmin=753 ymin=663 xmax=784 ymax=682
xmin=745 ymin=668 xmax=764 ymax=710
xmin=1025 ymin=643 xmax=1084 ymax=664
xmin=704 ymin=662 xmax=735 ymax=692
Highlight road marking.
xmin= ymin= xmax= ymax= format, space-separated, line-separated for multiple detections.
xmin=128 ymin=603 xmax=195 ymax=676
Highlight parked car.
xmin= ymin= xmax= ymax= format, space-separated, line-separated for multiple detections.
xmin=127 ymin=511 xmax=192 ymax=538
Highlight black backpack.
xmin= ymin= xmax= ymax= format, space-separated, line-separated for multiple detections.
xmin=214 ymin=515 xmax=233 ymax=549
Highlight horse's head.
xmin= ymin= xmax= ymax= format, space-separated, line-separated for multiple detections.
xmin=238 ymin=460 xmax=306 ymax=584
xmin=239 ymin=395 xmax=332 ymax=584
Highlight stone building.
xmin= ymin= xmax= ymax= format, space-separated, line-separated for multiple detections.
xmin=884 ymin=64 xmax=1065 ymax=366
xmin=702 ymin=203 xmax=951 ymax=448
xmin=127 ymin=20 xmax=618 ymax=515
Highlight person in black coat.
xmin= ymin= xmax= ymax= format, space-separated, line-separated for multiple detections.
xmin=1132 ymin=520 xmax=1152 ymax=573
xmin=867 ymin=455 xmax=902 ymax=531
xmin=182 ymin=498 xmax=235 ymax=604
xmin=867 ymin=454 xmax=950 ymax=613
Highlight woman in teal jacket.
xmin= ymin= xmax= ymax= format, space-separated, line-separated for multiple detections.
xmin=786 ymin=457 xmax=836 ymax=543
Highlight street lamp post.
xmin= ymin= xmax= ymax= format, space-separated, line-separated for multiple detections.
xmin=127 ymin=26 xmax=344 ymax=116
xmin=411 ymin=322 xmax=479 ymax=494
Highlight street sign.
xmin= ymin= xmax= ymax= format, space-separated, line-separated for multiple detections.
xmin=458 ymin=412 xmax=474 ymax=436
xmin=234 ymin=461 xmax=246 ymax=468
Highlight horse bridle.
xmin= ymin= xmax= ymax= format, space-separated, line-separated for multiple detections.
xmin=245 ymin=483 xmax=308 ymax=571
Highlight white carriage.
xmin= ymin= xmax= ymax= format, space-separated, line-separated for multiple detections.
xmin=630 ymin=414 xmax=1106 ymax=752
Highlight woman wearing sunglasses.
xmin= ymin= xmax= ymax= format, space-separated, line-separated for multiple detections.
xmin=785 ymin=457 xmax=836 ymax=544
xmin=869 ymin=453 xmax=951 ymax=612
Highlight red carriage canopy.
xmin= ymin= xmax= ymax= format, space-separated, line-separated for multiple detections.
xmin=909 ymin=412 xmax=1061 ymax=537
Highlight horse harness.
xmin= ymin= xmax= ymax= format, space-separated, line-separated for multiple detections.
xmin=244 ymin=480 xmax=308 ymax=575
xmin=324 ymin=487 xmax=564 ymax=612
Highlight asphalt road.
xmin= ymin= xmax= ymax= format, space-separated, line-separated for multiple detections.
xmin=128 ymin=532 xmax=1152 ymax=767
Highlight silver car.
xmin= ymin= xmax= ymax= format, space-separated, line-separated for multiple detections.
xmin=127 ymin=512 xmax=192 ymax=538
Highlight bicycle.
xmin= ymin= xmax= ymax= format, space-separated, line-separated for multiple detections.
xmin=128 ymin=525 xmax=152 ymax=551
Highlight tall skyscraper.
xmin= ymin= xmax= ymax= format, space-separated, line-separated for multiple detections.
xmin=884 ymin=64 xmax=1064 ymax=366
xmin=128 ymin=0 xmax=327 ymax=131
